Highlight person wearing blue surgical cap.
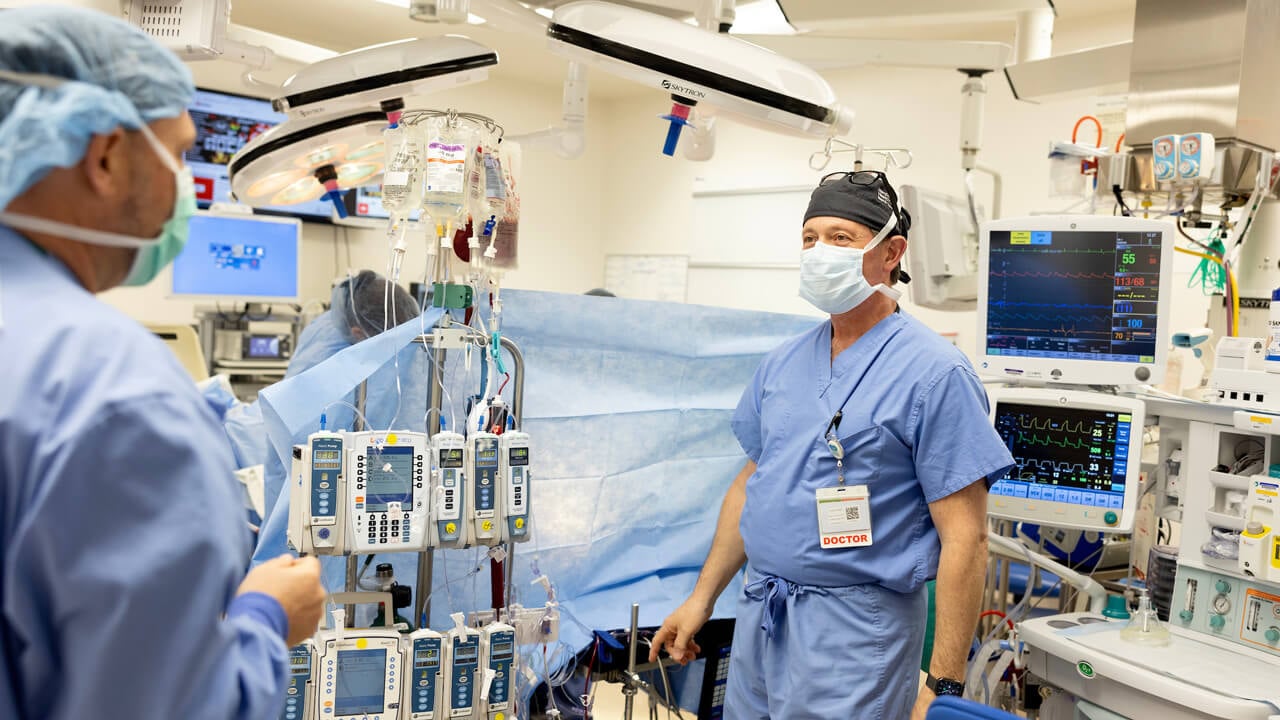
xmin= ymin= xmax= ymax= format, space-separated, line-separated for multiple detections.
xmin=0 ymin=7 xmax=325 ymax=720
xmin=219 ymin=271 xmax=420 ymax=472
xmin=651 ymin=171 xmax=1015 ymax=720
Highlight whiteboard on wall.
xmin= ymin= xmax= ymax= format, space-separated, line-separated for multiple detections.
xmin=604 ymin=254 xmax=689 ymax=302
xmin=691 ymin=185 xmax=811 ymax=264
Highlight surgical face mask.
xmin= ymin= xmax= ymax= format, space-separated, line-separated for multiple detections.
xmin=798 ymin=216 xmax=902 ymax=315
xmin=0 ymin=123 xmax=196 ymax=287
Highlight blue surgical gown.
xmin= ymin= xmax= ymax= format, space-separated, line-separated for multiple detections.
xmin=0 ymin=229 xmax=289 ymax=720
xmin=726 ymin=311 xmax=1014 ymax=718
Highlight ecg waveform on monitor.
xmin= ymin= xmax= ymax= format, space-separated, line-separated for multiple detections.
xmin=1018 ymin=432 xmax=1088 ymax=449
xmin=992 ymin=326 xmax=1113 ymax=337
xmin=995 ymin=313 xmax=1111 ymax=324
xmin=988 ymin=271 xmax=1115 ymax=280
xmin=1019 ymin=417 xmax=1086 ymax=432
xmin=989 ymin=301 xmax=1112 ymax=310
xmin=1016 ymin=460 xmax=1093 ymax=475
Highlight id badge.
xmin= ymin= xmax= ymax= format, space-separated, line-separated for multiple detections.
xmin=816 ymin=485 xmax=873 ymax=549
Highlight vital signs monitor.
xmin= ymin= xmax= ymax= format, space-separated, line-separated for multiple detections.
xmin=977 ymin=215 xmax=1174 ymax=386
xmin=987 ymin=387 xmax=1145 ymax=532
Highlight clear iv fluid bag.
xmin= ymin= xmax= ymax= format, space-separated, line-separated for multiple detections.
xmin=382 ymin=125 xmax=424 ymax=214
xmin=423 ymin=126 xmax=469 ymax=223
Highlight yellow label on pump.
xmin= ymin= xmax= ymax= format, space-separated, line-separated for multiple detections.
xmin=386 ymin=433 xmax=398 ymax=445
xmin=356 ymin=638 xmax=368 ymax=649
xmin=445 ymin=522 xmax=457 ymax=534
xmin=1252 ymin=415 xmax=1275 ymax=425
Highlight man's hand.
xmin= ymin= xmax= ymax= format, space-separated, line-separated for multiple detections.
xmin=910 ymin=686 xmax=935 ymax=720
xmin=648 ymin=597 xmax=712 ymax=665
xmin=238 ymin=555 xmax=326 ymax=647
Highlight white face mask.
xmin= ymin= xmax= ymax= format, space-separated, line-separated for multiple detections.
xmin=798 ymin=216 xmax=902 ymax=315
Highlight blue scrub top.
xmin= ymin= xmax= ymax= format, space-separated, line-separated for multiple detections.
xmin=0 ymin=229 xmax=289 ymax=719
xmin=733 ymin=311 xmax=1014 ymax=592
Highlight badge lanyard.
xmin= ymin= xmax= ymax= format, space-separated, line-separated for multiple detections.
xmin=825 ymin=412 xmax=846 ymax=485
xmin=819 ymin=320 xmax=904 ymax=486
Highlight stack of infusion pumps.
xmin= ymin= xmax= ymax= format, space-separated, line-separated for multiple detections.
xmin=281 ymin=623 xmax=517 ymax=720
xmin=288 ymin=429 xmax=532 ymax=556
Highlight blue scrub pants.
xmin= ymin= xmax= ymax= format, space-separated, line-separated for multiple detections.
xmin=724 ymin=566 xmax=927 ymax=719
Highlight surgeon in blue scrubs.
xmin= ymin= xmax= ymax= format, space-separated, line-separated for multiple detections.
xmin=651 ymin=171 xmax=1014 ymax=719
xmin=0 ymin=8 xmax=325 ymax=720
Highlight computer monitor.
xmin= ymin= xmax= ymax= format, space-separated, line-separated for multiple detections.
xmin=976 ymin=215 xmax=1175 ymax=386
xmin=900 ymin=184 xmax=979 ymax=311
xmin=188 ymin=87 xmax=337 ymax=222
xmin=170 ymin=212 xmax=302 ymax=303
xmin=987 ymin=387 xmax=1144 ymax=533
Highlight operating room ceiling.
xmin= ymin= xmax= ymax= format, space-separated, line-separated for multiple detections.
xmin=227 ymin=0 xmax=1137 ymax=99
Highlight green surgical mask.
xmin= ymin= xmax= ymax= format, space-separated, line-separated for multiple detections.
xmin=0 ymin=123 xmax=196 ymax=287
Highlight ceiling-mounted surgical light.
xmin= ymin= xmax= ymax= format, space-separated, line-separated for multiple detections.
xmin=271 ymin=36 xmax=498 ymax=120
xmin=546 ymin=1 xmax=853 ymax=157
xmin=229 ymin=111 xmax=389 ymax=216
xmin=229 ymin=34 xmax=499 ymax=215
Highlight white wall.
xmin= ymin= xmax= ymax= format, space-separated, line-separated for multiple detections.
xmin=596 ymin=19 xmax=1212 ymax=362
xmin=100 ymin=61 xmax=610 ymax=324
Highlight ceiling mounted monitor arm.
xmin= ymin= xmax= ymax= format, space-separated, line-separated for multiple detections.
xmin=695 ymin=0 xmax=737 ymax=32
xmin=507 ymin=61 xmax=588 ymax=160
xmin=124 ymin=0 xmax=338 ymax=92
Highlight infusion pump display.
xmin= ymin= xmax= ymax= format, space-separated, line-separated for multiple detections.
xmin=987 ymin=388 xmax=1144 ymax=532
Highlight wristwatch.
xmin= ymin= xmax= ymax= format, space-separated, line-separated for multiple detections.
xmin=926 ymin=674 xmax=965 ymax=697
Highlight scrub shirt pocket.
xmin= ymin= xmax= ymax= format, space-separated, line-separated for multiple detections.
xmin=836 ymin=424 xmax=883 ymax=486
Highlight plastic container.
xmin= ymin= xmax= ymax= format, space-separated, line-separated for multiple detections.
xmin=1120 ymin=590 xmax=1171 ymax=646
xmin=381 ymin=124 xmax=424 ymax=216
xmin=422 ymin=119 xmax=472 ymax=232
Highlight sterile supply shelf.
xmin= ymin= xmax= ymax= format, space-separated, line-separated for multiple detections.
xmin=1020 ymin=613 xmax=1280 ymax=720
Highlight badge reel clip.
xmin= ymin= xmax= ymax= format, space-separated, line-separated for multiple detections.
xmin=817 ymin=410 xmax=873 ymax=549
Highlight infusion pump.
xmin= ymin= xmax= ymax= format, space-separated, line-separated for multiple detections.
xmin=289 ymin=428 xmax=533 ymax=556
xmin=295 ymin=623 xmax=515 ymax=720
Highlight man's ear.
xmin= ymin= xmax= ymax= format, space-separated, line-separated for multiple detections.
xmin=79 ymin=129 xmax=130 ymax=199
xmin=884 ymin=235 xmax=907 ymax=268
xmin=350 ymin=326 xmax=368 ymax=343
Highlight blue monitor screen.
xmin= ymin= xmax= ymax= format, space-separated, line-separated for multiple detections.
xmin=989 ymin=401 xmax=1130 ymax=509
xmin=985 ymin=229 xmax=1163 ymax=364
xmin=188 ymin=88 xmax=336 ymax=221
xmin=171 ymin=215 xmax=299 ymax=299
xmin=335 ymin=648 xmax=386 ymax=716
